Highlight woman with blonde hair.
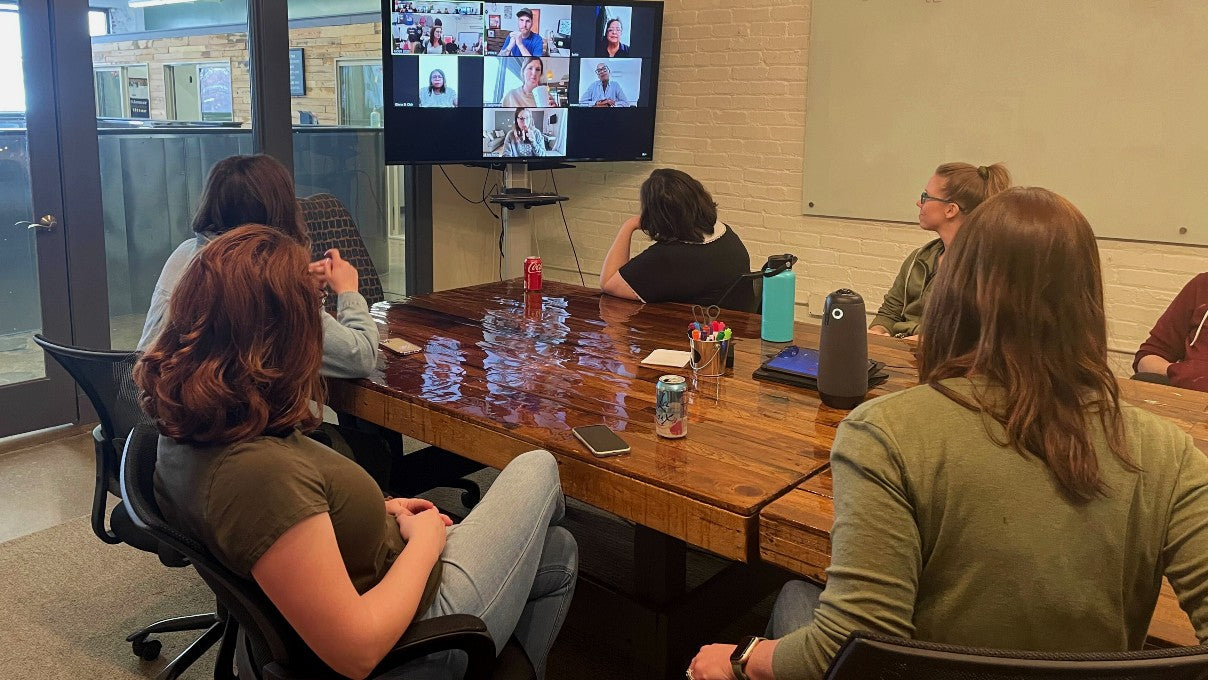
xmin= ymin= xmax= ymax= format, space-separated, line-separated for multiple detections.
xmin=869 ymin=162 xmax=1010 ymax=339
xmin=690 ymin=188 xmax=1208 ymax=680
xmin=138 ymin=225 xmax=577 ymax=680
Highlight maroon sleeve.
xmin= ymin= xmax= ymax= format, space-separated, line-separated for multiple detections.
xmin=1135 ymin=274 xmax=1208 ymax=371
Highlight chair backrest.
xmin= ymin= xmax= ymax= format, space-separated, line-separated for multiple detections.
xmin=119 ymin=423 xmax=332 ymax=680
xmin=299 ymin=193 xmax=384 ymax=313
xmin=825 ymin=631 xmax=1208 ymax=680
xmin=32 ymin=334 xmax=150 ymax=443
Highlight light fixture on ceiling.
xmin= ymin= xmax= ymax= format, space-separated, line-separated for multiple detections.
xmin=128 ymin=0 xmax=199 ymax=8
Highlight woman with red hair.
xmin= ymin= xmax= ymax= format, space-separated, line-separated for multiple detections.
xmin=137 ymin=225 xmax=577 ymax=679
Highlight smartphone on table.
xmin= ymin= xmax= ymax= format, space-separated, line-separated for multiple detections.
xmin=572 ymin=425 xmax=630 ymax=457
xmin=380 ymin=338 xmax=422 ymax=356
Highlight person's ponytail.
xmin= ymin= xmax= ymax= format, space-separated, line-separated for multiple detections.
xmin=936 ymin=161 xmax=1011 ymax=213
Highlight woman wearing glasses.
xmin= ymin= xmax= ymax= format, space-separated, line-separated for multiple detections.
xmin=869 ymin=162 xmax=1010 ymax=339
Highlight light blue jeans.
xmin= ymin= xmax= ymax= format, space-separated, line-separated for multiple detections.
xmin=395 ymin=449 xmax=578 ymax=679
xmin=768 ymin=580 xmax=823 ymax=638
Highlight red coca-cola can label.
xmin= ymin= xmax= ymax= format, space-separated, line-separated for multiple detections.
xmin=524 ymin=256 xmax=542 ymax=291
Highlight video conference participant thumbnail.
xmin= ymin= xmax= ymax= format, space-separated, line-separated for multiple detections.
xmin=576 ymin=58 xmax=640 ymax=107
xmin=391 ymin=2 xmax=484 ymax=55
xmin=485 ymin=56 xmax=571 ymax=108
xmin=595 ymin=5 xmax=631 ymax=57
xmin=417 ymin=55 xmax=460 ymax=107
xmin=485 ymin=4 xmax=573 ymax=57
xmin=483 ymin=107 xmax=568 ymax=158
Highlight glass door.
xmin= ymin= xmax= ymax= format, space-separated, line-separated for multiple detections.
xmin=0 ymin=0 xmax=78 ymax=436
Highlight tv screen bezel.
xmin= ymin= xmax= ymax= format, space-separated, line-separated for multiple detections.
xmin=381 ymin=0 xmax=665 ymax=166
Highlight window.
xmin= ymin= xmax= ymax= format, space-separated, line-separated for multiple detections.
xmin=337 ymin=59 xmax=383 ymax=127
xmin=164 ymin=61 xmax=233 ymax=122
xmin=92 ymin=64 xmax=150 ymax=119
xmin=93 ymin=67 xmax=124 ymax=117
xmin=0 ymin=3 xmax=21 ymax=112
xmin=88 ymin=9 xmax=110 ymax=37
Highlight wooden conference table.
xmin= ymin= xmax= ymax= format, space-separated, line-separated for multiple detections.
xmin=327 ymin=279 xmax=1202 ymax=671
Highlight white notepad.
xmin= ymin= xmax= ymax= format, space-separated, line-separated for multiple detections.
xmin=640 ymin=349 xmax=692 ymax=368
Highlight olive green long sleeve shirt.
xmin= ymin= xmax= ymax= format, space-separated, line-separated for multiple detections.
xmin=869 ymin=238 xmax=944 ymax=338
xmin=773 ymin=377 xmax=1208 ymax=679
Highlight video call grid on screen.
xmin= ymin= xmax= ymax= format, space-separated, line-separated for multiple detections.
xmin=384 ymin=1 xmax=663 ymax=164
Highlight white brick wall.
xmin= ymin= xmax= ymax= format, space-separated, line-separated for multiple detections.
xmin=429 ymin=0 xmax=1206 ymax=377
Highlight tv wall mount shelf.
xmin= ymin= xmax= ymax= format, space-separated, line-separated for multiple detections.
xmin=487 ymin=162 xmax=572 ymax=210
xmin=489 ymin=191 xmax=569 ymax=210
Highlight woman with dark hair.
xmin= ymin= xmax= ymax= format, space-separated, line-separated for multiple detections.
xmin=417 ymin=20 xmax=443 ymax=54
xmin=136 ymin=154 xmax=377 ymax=379
xmin=139 ymin=225 xmax=577 ymax=680
xmin=869 ymin=162 xmax=1011 ymax=339
xmin=598 ymin=17 xmax=630 ymax=57
xmin=419 ymin=68 xmax=457 ymax=107
xmin=688 ymin=188 xmax=1208 ymax=680
xmin=600 ymin=168 xmax=753 ymax=310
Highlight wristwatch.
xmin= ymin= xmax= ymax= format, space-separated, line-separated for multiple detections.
xmin=730 ymin=636 xmax=766 ymax=680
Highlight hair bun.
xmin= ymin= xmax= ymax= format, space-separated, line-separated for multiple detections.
xmin=977 ymin=165 xmax=990 ymax=179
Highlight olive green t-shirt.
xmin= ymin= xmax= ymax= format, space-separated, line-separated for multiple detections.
xmin=154 ymin=430 xmax=441 ymax=611
xmin=773 ymin=377 xmax=1208 ymax=679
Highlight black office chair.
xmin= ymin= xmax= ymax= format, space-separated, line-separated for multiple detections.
xmin=32 ymin=335 xmax=225 ymax=677
xmin=1133 ymin=372 xmax=1173 ymax=386
xmin=300 ymin=194 xmax=484 ymax=505
xmin=824 ymin=631 xmax=1208 ymax=679
xmin=300 ymin=193 xmax=385 ymax=314
xmin=120 ymin=422 xmax=536 ymax=680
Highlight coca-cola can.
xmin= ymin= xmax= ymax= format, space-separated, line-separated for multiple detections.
xmin=524 ymin=256 xmax=542 ymax=291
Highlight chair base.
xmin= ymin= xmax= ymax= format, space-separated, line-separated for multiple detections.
xmin=126 ymin=612 xmax=222 ymax=678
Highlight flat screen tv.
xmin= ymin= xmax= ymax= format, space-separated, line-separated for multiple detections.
xmin=383 ymin=1 xmax=664 ymax=165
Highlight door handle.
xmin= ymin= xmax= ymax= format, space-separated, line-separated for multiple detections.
xmin=15 ymin=214 xmax=57 ymax=231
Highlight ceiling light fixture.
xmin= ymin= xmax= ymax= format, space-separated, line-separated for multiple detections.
xmin=128 ymin=0 xmax=199 ymax=8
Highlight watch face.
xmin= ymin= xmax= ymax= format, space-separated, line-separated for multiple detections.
xmin=731 ymin=636 xmax=759 ymax=662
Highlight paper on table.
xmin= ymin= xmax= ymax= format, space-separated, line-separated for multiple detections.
xmin=640 ymin=349 xmax=692 ymax=368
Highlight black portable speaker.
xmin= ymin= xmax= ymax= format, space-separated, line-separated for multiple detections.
xmin=818 ymin=289 xmax=869 ymax=410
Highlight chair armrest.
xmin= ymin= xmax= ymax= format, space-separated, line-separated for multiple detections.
xmin=91 ymin=434 xmax=122 ymax=544
xmin=372 ymin=614 xmax=497 ymax=677
xmin=259 ymin=615 xmax=498 ymax=680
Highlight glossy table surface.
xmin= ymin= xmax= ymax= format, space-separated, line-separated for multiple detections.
xmin=327 ymin=279 xmax=911 ymax=561
xmin=325 ymin=279 xmax=1204 ymax=646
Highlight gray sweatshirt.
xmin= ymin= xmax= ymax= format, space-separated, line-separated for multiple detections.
xmin=135 ymin=233 xmax=379 ymax=379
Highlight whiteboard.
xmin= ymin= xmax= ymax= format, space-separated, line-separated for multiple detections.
xmin=802 ymin=0 xmax=1208 ymax=245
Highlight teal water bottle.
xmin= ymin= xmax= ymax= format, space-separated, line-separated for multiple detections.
xmin=761 ymin=254 xmax=798 ymax=342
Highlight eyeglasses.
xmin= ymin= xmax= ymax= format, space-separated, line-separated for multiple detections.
xmin=595 ymin=67 xmax=609 ymax=73
xmin=919 ymin=191 xmax=962 ymax=211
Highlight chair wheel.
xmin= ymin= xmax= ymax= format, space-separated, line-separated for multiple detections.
xmin=132 ymin=637 xmax=162 ymax=661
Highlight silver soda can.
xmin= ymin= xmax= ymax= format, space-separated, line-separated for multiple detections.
xmin=655 ymin=375 xmax=688 ymax=439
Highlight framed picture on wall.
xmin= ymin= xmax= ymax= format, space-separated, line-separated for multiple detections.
xmin=288 ymin=47 xmax=305 ymax=97
xmin=489 ymin=14 xmax=501 ymax=29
